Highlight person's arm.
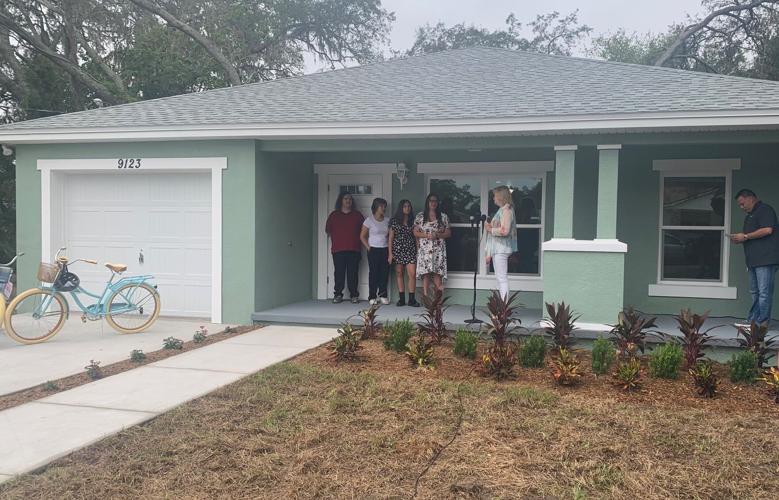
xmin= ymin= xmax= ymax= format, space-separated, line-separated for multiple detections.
xmin=438 ymin=214 xmax=452 ymax=239
xmin=360 ymin=224 xmax=371 ymax=251
xmin=413 ymin=215 xmax=428 ymax=239
xmin=732 ymin=208 xmax=776 ymax=243
xmin=388 ymin=227 xmax=395 ymax=263
xmin=491 ymin=207 xmax=513 ymax=237
xmin=325 ymin=213 xmax=332 ymax=235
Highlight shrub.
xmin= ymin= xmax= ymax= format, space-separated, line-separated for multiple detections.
xmin=85 ymin=360 xmax=102 ymax=380
xmin=163 ymin=337 xmax=184 ymax=350
xmin=690 ymin=360 xmax=718 ymax=398
xmin=550 ymin=347 xmax=582 ymax=386
xmin=453 ymin=328 xmax=479 ymax=359
xmin=729 ymin=350 xmax=759 ymax=384
xmin=648 ymin=343 xmax=683 ymax=379
xmin=519 ymin=335 xmax=546 ymax=368
xmin=224 ymin=326 xmax=237 ymax=334
xmin=674 ymin=309 xmax=715 ymax=370
xmin=418 ymin=290 xmax=449 ymax=344
xmin=544 ymin=302 xmax=578 ymax=350
xmin=759 ymin=367 xmax=779 ymax=403
xmin=610 ymin=307 xmax=657 ymax=357
xmin=736 ymin=322 xmax=777 ymax=368
xmin=42 ymin=380 xmax=59 ymax=391
xmin=481 ymin=290 xmax=521 ymax=380
xmin=193 ymin=326 xmax=208 ymax=343
xmin=359 ymin=303 xmax=381 ymax=339
xmin=331 ymin=323 xmax=362 ymax=361
xmin=591 ymin=337 xmax=616 ymax=375
xmin=406 ymin=332 xmax=435 ymax=368
xmin=613 ymin=358 xmax=641 ymax=392
xmin=383 ymin=319 xmax=414 ymax=353
xmin=130 ymin=349 xmax=146 ymax=363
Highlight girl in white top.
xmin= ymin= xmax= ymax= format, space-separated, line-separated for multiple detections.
xmin=360 ymin=198 xmax=390 ymax=305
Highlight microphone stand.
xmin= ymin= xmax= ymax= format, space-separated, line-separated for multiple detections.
xmin=464 ymin=215 xmax=483 ymax=325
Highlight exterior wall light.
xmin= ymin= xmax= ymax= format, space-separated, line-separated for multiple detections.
xmin=396 ymin=162 xmax=409 ymax=190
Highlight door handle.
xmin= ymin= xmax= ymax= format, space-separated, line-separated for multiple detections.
xmin=139 ymin=249 xmax=144 ymax=265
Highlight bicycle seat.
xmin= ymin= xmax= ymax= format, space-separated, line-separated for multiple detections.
xmin=105 ymin=263 xmax=128 ymax=273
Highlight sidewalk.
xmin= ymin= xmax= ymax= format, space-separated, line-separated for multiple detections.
xmin=0 ymin=325 xmax=334 ymax=484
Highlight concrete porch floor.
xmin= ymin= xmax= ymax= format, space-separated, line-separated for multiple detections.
xmin=252 ymin=300 xmax=778 ymax=348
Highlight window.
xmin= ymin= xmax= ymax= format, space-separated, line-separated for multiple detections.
xmin=425 ymin=166 xmax=547 ymax=286
xmin=659 ymin=175 xmax=727 ymax=282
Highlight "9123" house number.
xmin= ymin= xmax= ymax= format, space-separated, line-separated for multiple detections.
xmin=117 ymin=158 xmax=142 ymax=169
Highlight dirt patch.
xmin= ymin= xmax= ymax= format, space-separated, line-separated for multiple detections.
xmin=1 ymin=335 xmax=778 ymax=499
xmin=0 ymin=324 xmax=259 ymax=412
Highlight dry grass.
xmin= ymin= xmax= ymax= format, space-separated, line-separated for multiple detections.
xmin=1 ymin=337 xmax=779 ymax=499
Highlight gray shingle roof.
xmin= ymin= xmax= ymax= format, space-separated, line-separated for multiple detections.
xmin=3 ymin=46 xmax=779 ymax=132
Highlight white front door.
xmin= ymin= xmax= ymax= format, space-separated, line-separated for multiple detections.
xmin=59 ymin=171 xmax=212 ymax=317
xmin=326 ymin=173 xmax=384 ymax=299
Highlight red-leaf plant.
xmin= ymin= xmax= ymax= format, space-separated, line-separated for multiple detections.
xmin=481 ymin=290 xmax=522 ymax=380
xmin=610 ymin=307 xmax=657 ymax=358
xmin=544 ymin=302 xmax=579 ymax=350
xmin=418 ymin=289 xmax=449 ymax=344
xmin=674 ymin=309 xmax=717 ymax=370
xmin=736 ymin=321 xmax=777 ymax=369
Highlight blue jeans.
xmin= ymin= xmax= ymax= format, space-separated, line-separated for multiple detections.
xmin=747 ymin=265 xmax=779 ymax=325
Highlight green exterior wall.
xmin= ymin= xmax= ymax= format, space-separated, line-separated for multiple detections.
xmin=13 ymin=140 xmax=257 ymax=324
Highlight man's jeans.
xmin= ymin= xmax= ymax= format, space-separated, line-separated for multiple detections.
xmin=747 ymin=264 xmax=779 ymax=325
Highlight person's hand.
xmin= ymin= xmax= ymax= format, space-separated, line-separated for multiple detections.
xmin=730 ymin=233 xmax=747 ymax=243
xmin=485 ymin=255 xmax=492 ymax=264
xmin=388 ymin=253 xmax=393 ymax=264
xmin=484 ymin=221 xmax=492 ymax=232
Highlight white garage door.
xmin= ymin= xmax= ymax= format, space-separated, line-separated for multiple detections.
xmin=60 ymin=171 xmax=212 ymax=317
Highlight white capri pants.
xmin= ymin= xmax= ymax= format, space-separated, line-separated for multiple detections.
xmin=493 ymin=253 xmax=510 ymax=300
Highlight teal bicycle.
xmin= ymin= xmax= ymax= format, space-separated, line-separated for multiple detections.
xmin=3 ymin=247 xmax=161 ymax=344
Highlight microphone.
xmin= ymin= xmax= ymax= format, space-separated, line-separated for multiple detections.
xmin=480 ymin=214 xmax=487 ymax=233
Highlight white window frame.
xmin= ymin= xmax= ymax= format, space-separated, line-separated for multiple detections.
xmin=418 ymin=161 xmax=552 ymax=292
xmin=648 ymin=158 xmax=740 ymax=300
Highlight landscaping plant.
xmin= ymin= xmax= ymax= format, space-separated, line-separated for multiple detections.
xmin=130 ymin=349 xmax=146 ymax=363
xmin=331 ymin=323 xmax=362 ymax=361
xmin=481 ymin=290 xmax=521 ymax=380
xmin=383 ymin=318 xmax=414 ymax=353
xmin=193 ymin=326 xmax=208 ymax=343
xmin=519 ymin=334 xmax=546 ymax=368
xmin=736 ymin=321 xmax=777 ymax=368
xmin=550 ymin=347 xmax=581 ymax=386
xmin=85 ymin=360 xmax=102 ymax=380
xmin=42 ymin=380 xmax=59 ymax=391
xmin=406 ymin=332 xmax=435 ymax=368
xmin=418 ymin=289 xmax=449 ymax=344
xmin=690 ymin=360 xmax=718 ymax=398
xmin=674 ymin=309 xmax=715 ymax=370
xmin=648 ymin=342 xmax=683 ymax=379
xmin=610 ymin=307 xmax=657 ymax=357
xmin=613 ymin=358 xmax=641 ymax=392
xmin=759 ymin=367 xmax=779 ymax=403
xmin=359 ymin=303 xmax=381 ymax=339
xmin=729 ymin=350 xmax=759 ymax=384
xmin=591 ymin=336 xmax=616 ymax=375
xmin=544 ymin=301 xmax=578 ymax=350
xmin=453 ymin=328 xmax=479 ymax=359
xmin=163 ymin=337 xmax=184 ymax=350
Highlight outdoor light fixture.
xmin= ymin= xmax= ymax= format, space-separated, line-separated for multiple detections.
xmin=395 ymin=162 xmax=409 ymax=190
xmin=1 ymin=144 xmax=13 ymax=156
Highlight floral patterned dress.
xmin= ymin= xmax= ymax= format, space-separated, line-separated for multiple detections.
xmin=414 ymin=212 xmax=449 ymax=280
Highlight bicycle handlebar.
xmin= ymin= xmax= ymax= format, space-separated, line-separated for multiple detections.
xmin=1 ymin=252 xmax=24 ymax=267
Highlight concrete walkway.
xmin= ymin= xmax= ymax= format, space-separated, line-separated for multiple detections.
xmin=0 ymin=325 xmax=334 ymax=484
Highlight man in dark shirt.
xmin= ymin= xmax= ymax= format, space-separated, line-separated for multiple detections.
xmin=730 ymin=189 xmax=779 ymax=326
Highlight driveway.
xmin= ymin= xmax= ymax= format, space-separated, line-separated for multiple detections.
xmin=0 ymin=317 xmax=226 ymax=396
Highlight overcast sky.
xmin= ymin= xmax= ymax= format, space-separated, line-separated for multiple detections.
xmin=306 ymin=0 xmax=706 ymax=72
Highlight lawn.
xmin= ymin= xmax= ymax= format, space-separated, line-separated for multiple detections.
xmin=1 ymin=337 xmax=778 ymax=499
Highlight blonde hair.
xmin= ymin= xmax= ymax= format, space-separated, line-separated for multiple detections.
xmin=493 ymin=186 xmax=513 ymax=207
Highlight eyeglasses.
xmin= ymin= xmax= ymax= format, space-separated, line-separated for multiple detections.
xmin=429 ymin=198 xmax=439 ymax=203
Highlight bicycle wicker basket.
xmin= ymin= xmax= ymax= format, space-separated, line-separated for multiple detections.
xmin=37 ymin=262 xmax=60 ymax=283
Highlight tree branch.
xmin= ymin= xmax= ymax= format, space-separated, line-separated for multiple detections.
xmin=76 ymin=29 xmax=131 ymax=100
xmin=128 ymin=0 xmax=242 ymax=86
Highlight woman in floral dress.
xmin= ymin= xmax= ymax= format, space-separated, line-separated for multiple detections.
xmin=413 ymin=193 xmax=451 ymax=298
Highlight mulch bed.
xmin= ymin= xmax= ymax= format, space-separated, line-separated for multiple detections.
xmin=0 ymin=324 xmax=259 ymax=412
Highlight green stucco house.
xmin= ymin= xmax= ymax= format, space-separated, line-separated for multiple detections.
xmin=2 ymin=47 xmax=779 ymax=326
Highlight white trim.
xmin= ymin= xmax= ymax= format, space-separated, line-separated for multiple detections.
xmin=446 ymin=275 xmax=543 ymax=292
xmin=597 ymin=144 xmax=622 ymax=150
xmin=7 ymin=109 xmax=779 ymax=144
xmin=648 ymin=283 xmax=738 ymax=300
xmin=652 ymin=158 xmax=741 ymax=172
xmin=554 ymin=145 xmax=578 ymax=151
xmin=315 ymin=163 xmax=395 ymax=300
xmin=38 ymin=157 xmax=226 ymax=323
xmin=542 ymin=238 xmax=628 ymax=253
xmin=417 ymin=161 xmax=554 ymax=174
xmin=538 ymin=319 xmax=612 ymax=332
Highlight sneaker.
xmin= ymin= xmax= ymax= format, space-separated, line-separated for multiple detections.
xmin=380 ymin=297 xmax=390 ymax=305
xmin=408 ymin=297 xmax=420 ymax=307
xmin=350 ymin=296 xmax=360 ymax=304
xmin=733 ymin=322 xmax=751 ymax=329
xmin=332 ymin=295 xmax=343 ymax=304
xmin=368 ymin=298 xmax=378 ymax=305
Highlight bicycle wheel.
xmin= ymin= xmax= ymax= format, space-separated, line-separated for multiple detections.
xmin=4 ymin=288 xmax=67 ymax=344
xmin=105 ymin=283 xmax=161 ymax=334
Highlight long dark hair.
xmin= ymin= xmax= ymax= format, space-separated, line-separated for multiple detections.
xmin=392 ymin=199 xmax=414 ymax=227
xmin=423 ymin=193 xmax=442 ymax=223
xmin=334 ymin=192 xmax=353 ymax=211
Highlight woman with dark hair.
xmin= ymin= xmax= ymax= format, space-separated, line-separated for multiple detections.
xmin=360 ymin=197 xmax=390 ymax=305
xmin=325 ymin=192 xmax=364 ymax=304
xmin=413 ymin=193 xmax=451 ymax=297
xmin=389 ymin=199 xmax=419 ymax=307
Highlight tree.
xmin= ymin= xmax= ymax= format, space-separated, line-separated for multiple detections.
xmin=405 ymin=11 xmax=591 ymax=57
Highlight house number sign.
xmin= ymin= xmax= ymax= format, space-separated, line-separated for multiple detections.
xmin=117 ymin=158 xmax=142 ymax=169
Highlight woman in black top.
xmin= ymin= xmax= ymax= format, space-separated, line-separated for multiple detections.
xmin=389 ymin=199 xmax=419 ymax=307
